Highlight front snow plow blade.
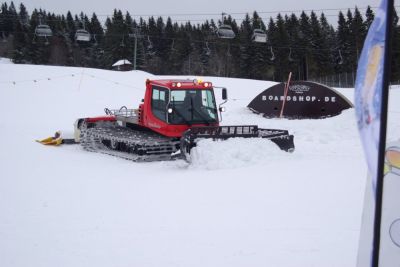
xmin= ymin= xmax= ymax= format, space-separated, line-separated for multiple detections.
xmin=180 ymin=125 xmax=294 ymax=161
xmin=36 ymin=131 xmax=78 ymax=146
xmin=36 ymin=136 xmax=63 ymax=146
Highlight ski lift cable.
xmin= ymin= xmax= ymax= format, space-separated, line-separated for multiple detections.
xmin=1 ymin=5 xmax=397 ymax=21
xmin=59 ymin=5 xmax=400 ymax=17
xmin=5 ymin=28 xmax=377 ymax=54
xmin=132 ymin=34 xmax=360 ymax=53
xmin=0 ymin=7 xmax=376 ymax=18
xmin=6 ymin=27 xmax=344 ymax=48
xmin=0 ymin=14 xmax=367 ymax=25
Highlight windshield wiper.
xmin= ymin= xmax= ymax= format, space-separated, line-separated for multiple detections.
xmin=169 ymin=96 xmax=191 ymax=125
xmin=192 ymin=108 xmax=211 ymax=125
xmin=171 ymin=106 xmax=192 ymax=125
xmin=188 ymin=98 xmax=211 ymax=125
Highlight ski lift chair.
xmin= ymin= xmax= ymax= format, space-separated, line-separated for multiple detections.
xmin=269 ymin=46 xmax=276 ymax=61
xmin=35 ymin=24 xmax=53 ymax=37
xmin=216 ymin=25 xmax=235 ymax=39
xmin=1 ymin=31 xmax=6 ymax=43
xmin=120 ymin=36 xmax=126 ymax=47
xmin=338 ymin=50 xmax=344 ymax=65
xmin=92 ymin=34 xmax=98 ymax=46
xmin=147 ymin=36 xmax=154 ymax=49
xmin=251 ymin=29 xmax=267 ymax=43
xmin=75 ymin=29 xmax=91 ymax=42
xmin=170 ymin=39 xmax=177 ymax=51
xmin=288 ymin=48 xmax=295 ymax=62
xmin=226 ymin=44 xmax=232 ymax=57
xmin=205 ymin=42 xmax=211 ymax=56
xmin=146 ymin=36 xmax=156 ymax=56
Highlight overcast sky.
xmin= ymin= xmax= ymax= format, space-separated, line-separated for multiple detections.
xmin=14 ymin=0 xmax=383 ymax=26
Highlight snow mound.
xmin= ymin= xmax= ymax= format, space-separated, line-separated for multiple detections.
xmin=0 ymin=57 xmax=13 ymax=64
xmin=189 ymin=137 xmax=286 ymax=170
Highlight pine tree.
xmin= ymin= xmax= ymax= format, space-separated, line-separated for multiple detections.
xmin=155 ymin=16 xmax=170 ymax=74
xmin=164 ymin=17 xmax=180 ymax=74
xmin=6 ymin=1 xmax=16 ymax=34
xmin=11 ymin=3 xmax=29 ymax=63
xmin=0 ymin=2 xmax=9 ymax=40
xmin=344 ymin=9 xmax=358 ymax=73
xmin=351 ymin=7 xmax=366 ymax=62
xmin=309 ymin=12 xmax=334 ymax=78
xmin=65 ymin=11 xmax=75 ymax=41
xmin=3 ymin=3 xmax=400 ymax=82
xmin=102 ymin=9 xmax=131 ymax=69
xmin=365 ymin=6 xmax=374 ymax=29
xmin=336 ymin=11 xmax=352 ymax=73
xmin=285 ymin=13 xmax=301 ymax=80
xmin=28 ymin=9 xmax=52 ymax=64
xmin=178 ymin=23 xmax=193 ymax=74
xmin=391 ymin=9 xmax=400 ymax=80
xmin=266 ymin=17 xmax=278 ymax=80
xmin=275 ymin=13 xmax=292 ymax=81
xmin=320 ymin=13 xmax=336 ymax=76
xmin=198 ymin=20 xmax=213 ymax=75
xmin=249 ymin=11 xmax=268 ymax=80
xmin=297 ymin=12 xmax=312 ymax=80
xmin=238 ymin=13 xmax=252 ymax=78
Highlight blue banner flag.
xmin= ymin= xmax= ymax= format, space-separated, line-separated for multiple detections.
xmin=354 ymin=0 xmax=387 ymax=191
xmin=354 ymin=0 xmax=395 ymax=266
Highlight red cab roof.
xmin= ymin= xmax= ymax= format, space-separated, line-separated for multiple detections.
xmin=147 ymin=79 xmax=212 ymax=89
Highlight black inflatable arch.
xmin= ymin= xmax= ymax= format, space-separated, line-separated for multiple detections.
xmin=247 ymin=81 xmax=353 ymax=119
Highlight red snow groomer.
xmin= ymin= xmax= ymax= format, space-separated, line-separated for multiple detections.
xmin=74 ymin=79 xmax=295 ymax=161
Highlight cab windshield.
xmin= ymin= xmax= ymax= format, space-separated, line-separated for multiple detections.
xmin=168 ymin=89 xmax=218 ymax=125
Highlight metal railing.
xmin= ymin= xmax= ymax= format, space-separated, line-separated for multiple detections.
xmin=309 ymin=72 xmax=400 ymax=88
xmin=105 ymin=106 xmax=138 ymax=118
xmin=308 ymin=72 xmax=356 ymax=88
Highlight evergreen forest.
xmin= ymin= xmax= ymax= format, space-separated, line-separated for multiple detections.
xmin=1 ymin=2 xmax=400 ymax=85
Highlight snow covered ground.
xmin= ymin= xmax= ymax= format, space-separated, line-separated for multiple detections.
xmin=1 ymin=60 xmax=399 ymax=267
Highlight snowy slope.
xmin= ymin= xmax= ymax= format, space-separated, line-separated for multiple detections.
xmin=1 ymin=62 xmax=400 ymax=267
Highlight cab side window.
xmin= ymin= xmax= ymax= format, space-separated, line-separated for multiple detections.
xmin=151 ymin=86 xmax=168 ymax=122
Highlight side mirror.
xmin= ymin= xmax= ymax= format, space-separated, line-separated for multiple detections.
xmin=222 ymin=88 xmax=227 ymax=100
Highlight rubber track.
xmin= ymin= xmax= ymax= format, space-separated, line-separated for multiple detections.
xmin=80 ymin=125 xmax=180 ymax=162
